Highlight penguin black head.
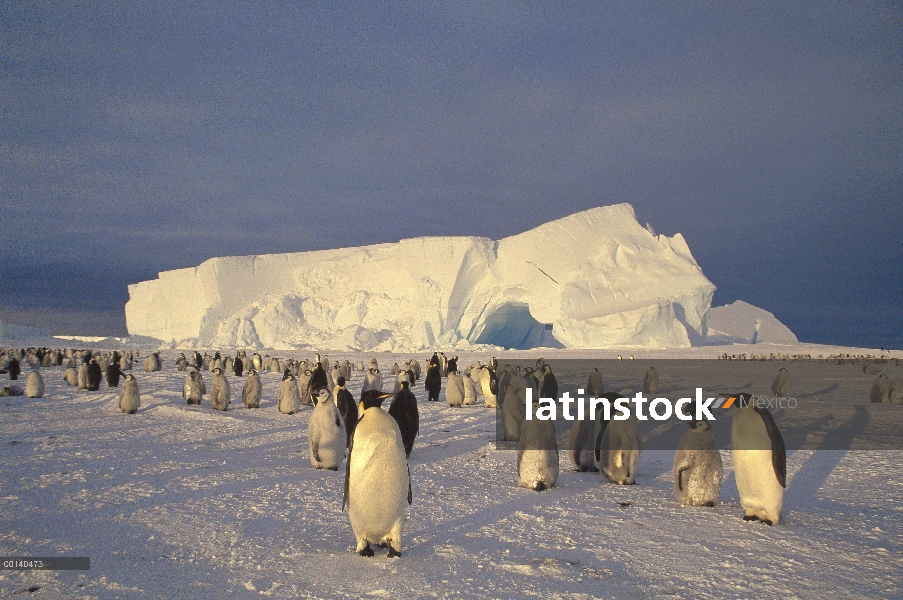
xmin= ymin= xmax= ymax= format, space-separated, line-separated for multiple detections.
xmin=336 ymin=376 xmax=346 ymax=387
xmin=359 ymin=389 xmax=393 ymax=411
xmin=282 ymin=368 xmax=292 ymax=381
xmin=400 ymin=380 xmax=409 ymax=388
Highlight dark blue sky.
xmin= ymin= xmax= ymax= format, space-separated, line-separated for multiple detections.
xmin=1 ymin=3 xmax=901 ymax=348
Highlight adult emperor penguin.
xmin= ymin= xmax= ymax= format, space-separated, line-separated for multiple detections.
xmin=309 ymin=388 xmax=346 ymax=470
xmin=424 ymin=363 xmax=441 ymax=402
xmin=86 ymin=359 xmax=102 ymax=391
xmin=446 ymin=370 xmax=465 ymax=407
xmin=730 ymin=393 xmax=786 ymax=525
xmin=594 ymin=392 xmax=641 ymax=484
xmin=643 ymin=366 xmax=659 ymax=395
xmin=517 ymin=403 xmax=559 ymax=491
xmin=334 ymin=377 xmax=358 ymax=448
xmin=388 ymin=380 xmax=419 ymax=457
xmin=480 ymin=365 xmax=498 ymax=408
xmin=673 ymin=420 xmax=723 ymax=506
xmin=119 ymin=374 xmax=140 ymax=414
xmin=771 ymin=368 xmax=789 ymax=396
xmin=209 ymin=367 xmax=231 ymax=411
xmin=232 ymin=356 xmax=244 ymax=377
xmin=278 ymin=373 xmax=302 ymax=415
xmin=183 ymin=368 xmax=204 ymax=405
xmin=587 ymin=368 xmax=604 ymax=396
xmin=106 ymin=361 xmax=123 ymax=388
xmin=569 ymin=404 xmax=598 ymax=472
xmin=242 ymin=370 xmax=262 ymax=408
xmin=25 ymin=370 xmax=44 ymax=398
xmin=343 ymin=389 xmax=412 ymax=558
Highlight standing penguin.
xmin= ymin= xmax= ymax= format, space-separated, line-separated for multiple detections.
xmin=889 ymin=378 xmax=903 ymax=405
xmin=7 ymin=357 xmax=20 ymax=380
xmin=424 ymin=363 xmax=441 ymax=402
xmin=587 ymin=368 xmax=604 ymax=396
xmin=462 ymin=372 xmax=477 ymax=406
xmin=517 ymin=404 xmax=559 ymax=491
xmin=569 ymin=411 xmax=598 ymax=472
xmin=361 ymin=368 xmax=382 ymax=395
xmin=480 ymin=366 xmax=498 ymax=408
xmin=25 ymin=370 xmax=44 ymax=398
xmin=86 ymin=359 xmax=102 ymax=391
xmin=446 ymin=370 xmax=465 ymax=407
xmin=594 ymin=393 xmax=641 ymax=484
xmin=388 ymin=380 xmax=419 ymax=457
xmin=344 ymin=390 xmax=412 ymax=558
xmin=870 ymin=374 xmax=890 ymax=404
xmin=771 ymin=368 xmax=789 ymax=396
xmin=278 ymin=374 xmax=302 ymax=415
xmin=63 ymin=368 xmax=78 ymax=386
xmin=232 ymin=356 xmax=244 ymax=377
xmin=183 ymin=368 xmax=204 ymax=405
xmin=308 ymin=362 xmax=328 ymax=397
xmin=730 ymin=393 xmax=786 ymax=525
xmin=106 ymin=361 xmax=123 ymax=388
xmin=118 ymin=374 xmax=140 ymax=414
xmin=643 ymin=367 xmax=659 ymax=395
xmin=209 ymin=368 xmax=231 ymax=411
xmin=673 ymin=420 xmax=723 ymax=506
xmin=334 ymin=377 xmax=358 ymax=448
xmin=309 ymin=388 xmax=346 ymax=470
xmin=242 ymin=370 xmax=262 ymax=408
xmin=502 ymin=383 xmax=526 ymax=442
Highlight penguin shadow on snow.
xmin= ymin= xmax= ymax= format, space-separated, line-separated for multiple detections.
xmin=793 ymin=383 xmax=839 ymax=398
xmin=783 ymin=404 xmax=871 ymax=511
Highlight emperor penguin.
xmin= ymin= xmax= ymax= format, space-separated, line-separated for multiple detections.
xmin=183 ymin=368 xmax=204 ymax=405
xmin=480 ymin=366 xmax=498 ymax=408
xmin=771 ymin=368 xmax=789 ymax=396
xmin=298 ymin=369 xmax=313 ymax=406
xmin=446 ymin=370 xmax=465 ymax=407
xmin=462 ymin=372 xmax=477 ymax=406
xmin=86 ymin=359 xmax=102 ymax=391
xmin=309 ymin=388 xmax=346 ymax=470
xmin=278 ymin=374 xmax=302 ymax=415
xmin=25 ymin=370 xmax=44 ymax=398
xmin=594 ymin=392 xmax=641 ymax=484
xmin=889 ymin=378 xmax=903 ymax=405
xmin=517 ymin=403 xmax=559 ymax=491
xmin=252 ymin=353 xmax=262 ymax=370
xmin=502 ymin=383 xmax=526 ymax=442
xmin=863 ymin=362 xmax=878 ymax=375
xmin=334 ymin=377 xmax=358 ymax=448
xmin=232 ymin=356 xmax=244 ymax=377
xmin=106 ymin=362 xmax=123 ymax=388
xmin=643 ymin=366 xmax=659 ymax=395
xmin=388 ymin=380 xmax=419 ymax=457
xmin=673 ymin=420 xmax=723 ymax=506
xmin=209 ymin=367 xmax=231 ymax=411
xmin=242 ymin=370 xmax=262 ymax=408
xmin=63 ymin=368 xmax=78 ymax=386
xmin=569 ymin=396 xmax=598 ymax=472
xmin=870 ymin=374 xmax=890 ymax=404
xmin=119 ymin=354 xmax=131 ymax=371
xmin=730 ymin=393 xmax=786 ymax=525
xmin=143 ymin=352 xmax=161 ymax=373
xmin=392 ymin=369 xmax=412 ymax=394
xmin=343 ymin=389 xmax=412 ymax=558
xmin=118 ymin=374 xmax=140 ymax=414
xmin=587 ymin=368 xmax=604 ymax=396
xmin=424 ymin=363 xmax=442 ymax=402
xmin=361 ymin=368 xmax=382 ymax=395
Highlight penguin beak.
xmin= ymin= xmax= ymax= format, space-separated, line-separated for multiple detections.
xmin=359 ymin=400 xmax=366 ymax=413
xmin=378 ymin=392 xmax=393 ymax=400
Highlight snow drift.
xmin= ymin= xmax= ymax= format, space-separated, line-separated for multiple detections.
xmin=125 ymin=204 xmax=716 ymax=350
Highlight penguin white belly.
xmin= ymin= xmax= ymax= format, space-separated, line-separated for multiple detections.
xmin=732 ymin=410 xmax=784 ymax=524
xmin=348 ymin=412 xmax=409 ymax=552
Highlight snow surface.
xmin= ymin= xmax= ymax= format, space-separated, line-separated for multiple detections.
xmin=2 ymin=343 xmax=901 ymax=599
xmin=124 ymin=204 xmax=716 ymax=351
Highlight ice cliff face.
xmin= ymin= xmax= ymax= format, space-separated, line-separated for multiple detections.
xmin=125 ymin=204 xmax=716 ymax=351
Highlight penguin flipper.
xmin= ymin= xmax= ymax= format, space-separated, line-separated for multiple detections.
xmin=407 ymin=464 xmax=412 ymax=505
xmin=754 ymin=406 xmax=787 ymax=487
xmin=676 ymin=464 xmax=690 ymax=492
xmin=342 ymin=415 xmax=362 ymax=511
xmin=594 ymin=418 xmax=609 ymax=463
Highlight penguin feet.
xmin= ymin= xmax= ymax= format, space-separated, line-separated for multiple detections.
xmin=704 ymin=501 xmax=715 ymax=507
xmin=760 ymin=518 xmax=774 ymax=526
xmin=743 ymin=515 xmax=760 ymax=522
xmin=326 ymin=466 xmax=338 ymax=471
xmin=358 ymin=545 xmax=374 ymax=557
xmin=387 ymin=546 xmax=401 ymax=558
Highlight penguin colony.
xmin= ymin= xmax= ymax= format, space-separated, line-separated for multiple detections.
xmin=3 ymin=344 xmax=901 ymax=557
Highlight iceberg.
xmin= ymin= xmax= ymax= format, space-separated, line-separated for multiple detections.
xmin=125 ymin=203 xmax=717 ymax=350
xmin=705 ymin=300 xmax=798 ymax=345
